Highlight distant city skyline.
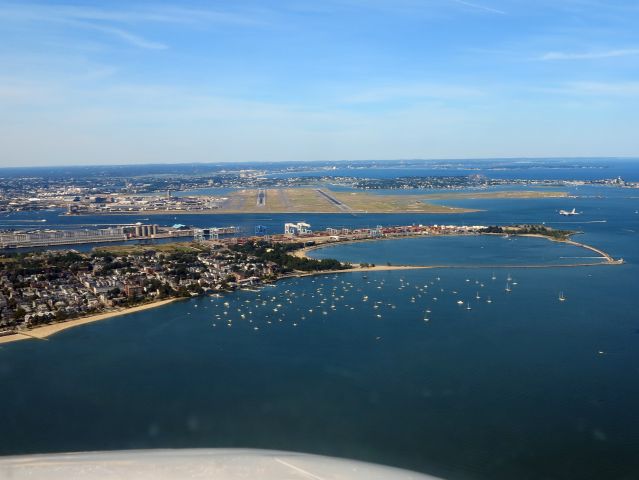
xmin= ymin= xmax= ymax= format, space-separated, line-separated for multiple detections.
xmin=1 ymin=0 xmax=639 ymax=166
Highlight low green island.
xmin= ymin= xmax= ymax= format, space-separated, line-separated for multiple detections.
xmin=480 ymin=224 xmax=574 ymax=241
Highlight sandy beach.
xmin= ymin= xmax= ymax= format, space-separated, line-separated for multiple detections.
xmin=0 ymin=298 xmax=183 ymax=345
xmin=0 ymin=233 xmax=621 ymax=347
xmin=285 ymin=264 xmax=435 ymax=279
xmin=292 ymin=232 xmax=622 ymax=267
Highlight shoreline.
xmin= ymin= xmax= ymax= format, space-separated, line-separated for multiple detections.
xmin=292 ymin=232 xmax=623 ymax=266
xmin=0 ymin=298 xmax=183 ymax=346
xmin=1 ymin=232 xmax=622 ymax=347
xmin=0 ymin=268 xmax=426 ymax=346
xmin=63 ymin=207 xmax=477 ymax=216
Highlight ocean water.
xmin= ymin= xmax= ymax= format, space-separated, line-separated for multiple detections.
xmin=1 ymin=165 xmax=639 ymax=479
xmin=1 ymin=184 xmax=636 ymax=240
xmin=1 ymin=264 xmax=638 ymax=479
xmin=266 ymin=158 xmax=639 ymax=181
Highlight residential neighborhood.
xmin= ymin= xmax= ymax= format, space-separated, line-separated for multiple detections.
xmin=0 ymin=243 xmax=283 ymax=335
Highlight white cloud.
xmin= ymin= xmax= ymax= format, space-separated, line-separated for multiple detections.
xmin=0 ymin=79 xmax=56 ymax=104
xmin=545 ymin=81 xmax=639 ymax=97
xmin=2 ymin=79 xmax=638 ymax=165
xmin=287 ymin=0 xmax=506 ymax=16
xmin=0 ymin=3 xmax=260 ymax=26
xmin=0 ymin=2 xmax=264 ymax=51
xmin=446 ymin=0 xmax=506 ymax=15
xmin=341 ymin=83 xmax=484 ymax=104
xmin=568 ymin=81 xmax=639 ymax=96
xmin=540 ymin=48 xmax=639 ymax=61
xmin=87 ymin=25 xmax=167 ymax=50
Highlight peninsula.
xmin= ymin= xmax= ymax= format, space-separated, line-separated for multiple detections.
xmin=0 ymin=223 xmax=622 ymax=345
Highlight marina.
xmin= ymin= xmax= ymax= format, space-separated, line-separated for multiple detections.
xmin=2 ymin=258 xmax=639 ymax=479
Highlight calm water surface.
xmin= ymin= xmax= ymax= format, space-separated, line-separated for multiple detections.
xmin=308 ymin=235 xmax=603 ymax=266
xmin=1 ymin=170 xmax=639 ymax=479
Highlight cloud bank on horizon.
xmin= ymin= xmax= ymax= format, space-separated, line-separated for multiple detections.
xmin=0 ymin=0 xmax=638 ymax=166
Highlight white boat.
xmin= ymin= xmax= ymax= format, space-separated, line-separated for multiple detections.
xmin=466 ymin=302 xmax=472 ymax=310
xmin=559 ymin=292 xmax=566 ymax=302
xmin=475 ymin=292 xmax=480 ymax=299
xmin=505 ymin=283 xmax=511 ymax=292
xmin=486 ymin=297 xmax=492 ymax=304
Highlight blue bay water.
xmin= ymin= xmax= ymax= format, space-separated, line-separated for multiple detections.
xmin=308 ymin=235 xmax=607 ymax=266
xmin=266 ymin=159 xmax=639 ymax=182
xmin=1 ymin=164 xmax=639 ymax=479
xmin=1 ymin=265 xmax=638 ymax=479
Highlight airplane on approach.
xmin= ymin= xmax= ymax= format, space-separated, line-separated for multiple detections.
xmin=559 ymin=208 xmax=579 ymax=216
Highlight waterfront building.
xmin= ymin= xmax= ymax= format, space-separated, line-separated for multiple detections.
xmin=284 ymin=222 xmax=311 ymax=236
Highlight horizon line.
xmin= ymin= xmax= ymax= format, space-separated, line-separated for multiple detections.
xmin=1 ymin=156 xmax=639 ymax=170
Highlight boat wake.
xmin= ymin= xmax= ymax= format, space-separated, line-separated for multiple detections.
xmin=545 ymin=220 xmax=607 ymax=224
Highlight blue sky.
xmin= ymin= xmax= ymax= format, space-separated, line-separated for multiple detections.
xmin=1 ymin=0 xmax=638 ymax=166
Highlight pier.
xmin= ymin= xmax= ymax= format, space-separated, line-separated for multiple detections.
xmin=564 ymin=239 xmax=622 ymax=264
